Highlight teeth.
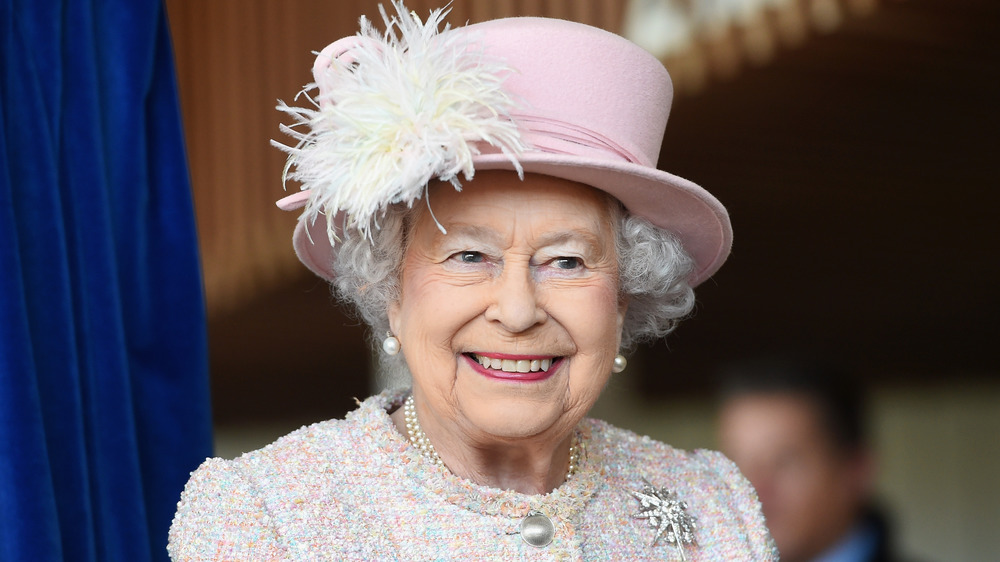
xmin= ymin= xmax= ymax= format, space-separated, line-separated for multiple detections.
xmin=472 ymin=354 xmax=557 ymax=373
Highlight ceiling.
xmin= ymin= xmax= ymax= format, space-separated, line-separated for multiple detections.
xmin=209 ymin=0 xmax=1000 ymax=422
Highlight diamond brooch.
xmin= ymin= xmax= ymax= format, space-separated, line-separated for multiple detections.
xmin=629 ymin=480 xmax=698 ymax=560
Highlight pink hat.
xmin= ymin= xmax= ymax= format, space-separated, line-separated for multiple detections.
xmin=275 ymin=5 xmax=731 ymax=287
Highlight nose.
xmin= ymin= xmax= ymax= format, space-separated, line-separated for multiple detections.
xmin=484 ymin=264 xmax=546 ymax=333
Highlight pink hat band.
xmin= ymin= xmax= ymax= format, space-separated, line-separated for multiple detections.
xmin=279 ymin=16 xmax=732 ymax=286
xmin=492 ymin=114 xmax=646 ymax=166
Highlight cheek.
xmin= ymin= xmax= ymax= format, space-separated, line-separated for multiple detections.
xmin=551 ymin=282 xmax=622 ymax=348
xmin=776 ymin=457 xmax=832 ymax=515
xmin=395 ymin=269 xmax=486 ymax=353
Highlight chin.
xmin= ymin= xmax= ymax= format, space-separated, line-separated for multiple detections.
xmin=461 ymin=394 xmax=569 ymax=439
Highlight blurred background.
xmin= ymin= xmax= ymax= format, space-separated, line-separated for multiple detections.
xmin=165 ymin=0 xmax=998 ymax=560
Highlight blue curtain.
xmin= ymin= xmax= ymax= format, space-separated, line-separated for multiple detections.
xmin=1 ymin=0 xmax=212 ymax=560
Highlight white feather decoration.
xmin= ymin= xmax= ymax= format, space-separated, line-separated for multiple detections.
xmin=272 ymin=1 xmax=526 ymax=243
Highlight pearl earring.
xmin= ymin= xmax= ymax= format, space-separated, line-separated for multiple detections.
xmin=612 ymin=354 xmax=627 ymax=373
xmin=382 ymin=332 xmax=400 ymax=355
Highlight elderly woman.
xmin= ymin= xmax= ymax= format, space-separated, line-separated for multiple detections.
xmin=169 ymin=3 xmax=775 ymax=560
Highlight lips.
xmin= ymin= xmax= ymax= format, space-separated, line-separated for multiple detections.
xmin=463 ymin=352 xmax=563 ymax=381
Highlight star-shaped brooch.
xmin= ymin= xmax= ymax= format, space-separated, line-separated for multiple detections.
xmin=629 ymin=480 xmax=698 ymax=560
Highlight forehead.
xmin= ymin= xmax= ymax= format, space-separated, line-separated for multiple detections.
xmin=723 ymin=394 xmax=828 ymax=445
xmin=409 ymin=171 xmax=618 ymax=242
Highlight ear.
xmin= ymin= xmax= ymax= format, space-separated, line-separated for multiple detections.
xmin=616 ymin=296 xmax=629 ymax=333
xmin=849 ymin=447 xmax=877 ymax=499
xmin=387 ymin=299 xmax=402 ymax=336
xmin=835 ymin=445 xmax=876 ymax=516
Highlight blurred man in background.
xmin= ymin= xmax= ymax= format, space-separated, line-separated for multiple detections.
xmin=717 ymin=359 xmax=912 ymax=562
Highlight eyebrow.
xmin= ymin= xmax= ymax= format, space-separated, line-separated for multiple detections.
xmin=533 ymin=229 xmax=605 ymax=250
xmin=442 ymin=224 xmax=604 ymax=247
xmin=435 ymin=223 xmax=505 ymax=247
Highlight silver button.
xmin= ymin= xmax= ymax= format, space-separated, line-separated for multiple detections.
xmin=520 ymin=511 xmax=554 ymax=547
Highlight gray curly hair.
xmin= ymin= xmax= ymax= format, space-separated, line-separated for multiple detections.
xmin=330 ymin=194 xmax=695 ymax=383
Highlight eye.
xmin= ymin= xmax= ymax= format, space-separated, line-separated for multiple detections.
xmin=457 ymin=251 xmax=484 ymax=263
xmin=553 ymin=256 xmax=581 ymax=270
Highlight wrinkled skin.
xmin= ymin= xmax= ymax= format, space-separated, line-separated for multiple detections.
xmin=388 ymin=171 xmax=626 ymax=494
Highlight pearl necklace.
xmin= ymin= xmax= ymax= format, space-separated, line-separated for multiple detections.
xmin=403 ymin=394 xmax=581 ymax=478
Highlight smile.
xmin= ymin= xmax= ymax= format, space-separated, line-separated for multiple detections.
xmin=466 ymin=353 xmax=560 ymax=374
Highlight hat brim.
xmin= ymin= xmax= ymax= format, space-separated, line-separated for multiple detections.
xmin=291 ymin=153 xmax=731 ymax=288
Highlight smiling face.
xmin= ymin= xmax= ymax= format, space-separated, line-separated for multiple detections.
xmin=388 ymin=171 xmax=626 ymax=447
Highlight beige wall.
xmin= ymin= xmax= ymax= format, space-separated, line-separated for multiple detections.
xmin=872 ymin=381 xmax=1000 ymax=562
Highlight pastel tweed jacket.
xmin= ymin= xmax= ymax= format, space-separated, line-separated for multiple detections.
xmin=169 ymin=391 xmax=776 ymax=560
